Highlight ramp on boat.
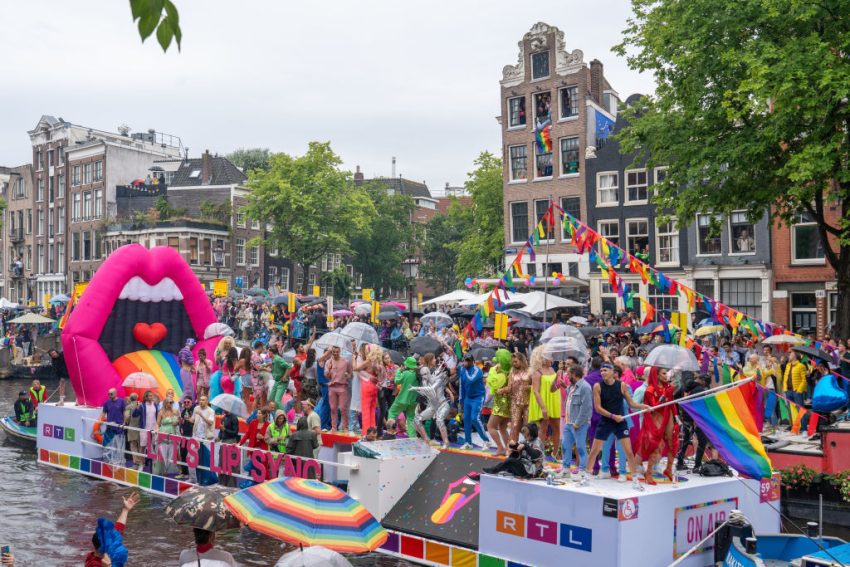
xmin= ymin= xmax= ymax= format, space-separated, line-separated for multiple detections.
xmin=381 ymin=450 xmax=496 ymax=549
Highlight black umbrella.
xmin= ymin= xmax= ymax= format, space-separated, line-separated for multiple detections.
xmin=410 ymin=336 xmax=442 ymax=356
xmin=404 ymin=310 xmax=425 ymax=318
xmin=470 ymin=347 xmax=496 ymax=362
xmin=511 ymin=318 xmax=546 ymax=330
xmin=381 ymin=304 xmax=403 ymax=312
xmin=792 ymin=346 xmax=833 ymax=364
xmin=165 ymin=485 xmax=239 ymax=531
xmin=302 ymin=299 xmax=325 ymax=308
xmin=383 ymin=348 xmax=406 ymax=365
xmin=449 ymin=307 xmax=470 ymax=316
xmin=580 ymin=327 xmax=604 ymax=338
xmin=377 ymin=311 xmax=400 ymax=321
xmin=603 ymin=325 xmax=630 ymax=335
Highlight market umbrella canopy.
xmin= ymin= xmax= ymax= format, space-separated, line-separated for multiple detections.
xmin=420 ymin=290 xmax=476 ymax=306
xmin=275 ymin=546 xmax=352 ymax=567
xmin=762 ymin=334 xmax=806 ymax=345
xmin=165 ymin=485 xmax=240 ymax=531
xmin=643 ymin=344 xmax=700 ymax=371
xmin=420 ymin=312 xmax=454 ymax=329
xmin=211 ymin=393 xmax=249 ymax=418
xmin=9 ymin=312 xmax=55 ymax=324
xmin=224 ymin=477 xmax=388 ymax=553
xmin=541 ymin=324 xmax=587 ymax=346
xmin=340 ymin=322 xmax=380 ymax=345
xmin=542 ymin=337 xmax=588 ymax=362
xmin=410 ymin=336 xmax=443 ymax=356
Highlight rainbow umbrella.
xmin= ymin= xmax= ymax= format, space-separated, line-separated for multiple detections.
xmin=224 ymin=477 xmax=387 ymax=553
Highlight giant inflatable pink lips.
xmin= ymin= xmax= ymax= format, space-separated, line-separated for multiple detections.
xmin=62 ymin=245 xmax=227 ymax=407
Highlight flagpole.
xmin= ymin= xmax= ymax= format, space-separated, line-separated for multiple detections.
xmin=543 ymin=195 xmax=552 ymax=324
xmin=621 ymin=376 xmax=755 ymax=420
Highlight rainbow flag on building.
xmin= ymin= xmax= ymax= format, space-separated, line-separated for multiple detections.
xmin=681 ymin=385 xmax=772 ymax=480
xmin=535 ymin=122 xmax=552 ymax=153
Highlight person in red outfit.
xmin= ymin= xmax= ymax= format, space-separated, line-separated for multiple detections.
xmin=85 ymin=492 xmax=140 ymax=566
xmin=239 ymin=407 xmax=270 ymax=451
xmin=637 ymin=367 xmax=679 ymax=484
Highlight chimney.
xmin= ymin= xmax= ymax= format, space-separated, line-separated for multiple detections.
xmin=201 ymin=149 xmax=212 ymax=185
xmin=391 ymin=156 xmax=396 ymax=178
xmin=354 ymin=165 xmax=364 ymax=185
xmin=590 ymin=59 xmax=604 ymax=105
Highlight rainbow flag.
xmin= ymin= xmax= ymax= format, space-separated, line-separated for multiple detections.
xmin=58 ymin=289 xmax=77 ymax=329
xmin=535 ymin=122 xmax=552 ymax=153
xmin=681 ymin=385 xmax=772 ymax=480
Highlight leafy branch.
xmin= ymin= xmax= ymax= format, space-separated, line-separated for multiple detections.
xmin=129 ymin=0 xmax=182 ymax=52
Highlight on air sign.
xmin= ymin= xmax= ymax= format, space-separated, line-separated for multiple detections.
xmin=673 ymin=497 xmax=738 ymax=558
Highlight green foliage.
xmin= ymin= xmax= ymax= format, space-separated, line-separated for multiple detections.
xmin=244 ymin=142 xmax=375 ymax=294
xmin=780 ymin=464 xmax=819 ymax=490
xmin=199 ymin=200 xmax=231 ymax=221
xmin=350 ymin=181 xmax=416 ymax=298
xmin=129 ymin=0 xmax=181 ymax=52
xmin=153 ymin=195 xmax=185 ymax=220
xmin=420 ymin=198 xmax=471 ymax=293
xmin=456 ymin=151 xmax=504 ymax=278
xmin=615 ymin=0 xmax=850 ymax=337
xmin=226 ymin=148 xmax=272 ymax=174
xmin=321 ymin=267 xmax=353 ymax=301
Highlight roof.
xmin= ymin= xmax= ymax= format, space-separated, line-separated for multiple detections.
xmin=372 ymin=177 xmax=432 ymax=199
xmin=169 ymin=156 xmax=247 ymax=187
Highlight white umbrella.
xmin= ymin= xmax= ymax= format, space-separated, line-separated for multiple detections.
xmin=340 ymin=322 xmax=379 ymax=345
xmin=420 ymin=312 xmax=454 ymax=329
xmin=542 ymin=337 xmax=589 ymax=362
xmin=275 ymin=546 xmax=352 ymax=567
xmin=643 ymin=344 xmax=701 ymax=372
xmin=210 ymin=393 xmax=248 ymax=418
xmin=353 ymin=303 xmax=372 ymax=316
xmin=761 ymin=335 xmax=805 ymax=346
xmin=0 ymin=298 xmax=19 ymax=310
xmin=9 ymin=312 xmax=55 ymax=324
xmin=512 ymin=291 xmax=584 ymax=315
xmin=420 ymin=290 xmax=476 ymax=306
xmin=569 ymin=315 xmax=588 ymax=325
xmin=540 ymin=324 xmax=587 ymax=346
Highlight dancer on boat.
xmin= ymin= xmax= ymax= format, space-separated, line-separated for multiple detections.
xmin=636 ymin=367 xmax=679 ymax=484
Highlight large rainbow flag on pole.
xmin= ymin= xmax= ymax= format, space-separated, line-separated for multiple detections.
xmin=680 ymin=383 xmax=772 ymax=480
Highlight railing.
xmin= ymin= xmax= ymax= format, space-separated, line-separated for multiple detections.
xmin=8 ymin=229 xmax=24 ymax=242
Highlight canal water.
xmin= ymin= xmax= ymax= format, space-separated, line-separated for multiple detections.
xmin=0 ymin=378 xmax=412 ymax=566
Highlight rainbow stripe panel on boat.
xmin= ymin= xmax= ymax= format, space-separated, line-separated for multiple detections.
xmin=112 ymin=349 xmax=183 ymax=400
xmin=379 ymin=530 xmax=530 ymax=567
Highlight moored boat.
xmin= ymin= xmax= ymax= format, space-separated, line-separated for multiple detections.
xmin=0 ymin=415 xmax=37 ymax=444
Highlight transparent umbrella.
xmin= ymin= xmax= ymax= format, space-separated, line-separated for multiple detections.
xmin=540 ymin=324 xmax=587 ymax=346
xmin=353 ymin=303 xmax=372 ymax=316
xmin=276 ymin=546 xmax=352 ymax=567
xmin=542 ymin=337 xmax=588 ymax=362
xmin=340 ymin=322 xmax=379 ymax=345
xmin=420 ymin=312 xmax=454 ymax=329
xmin=314 ymin=332 xmax=354 ymax=357
xmin=642 ymin=344 xmax=701 ymax=372
xmin=210 ymin=393 xmax=249 ymax=418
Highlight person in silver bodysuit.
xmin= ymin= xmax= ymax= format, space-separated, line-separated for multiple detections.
xmin=411 ymin=359 xmax=451 ymax=448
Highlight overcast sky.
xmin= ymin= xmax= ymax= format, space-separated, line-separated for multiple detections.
xmin=0 ymin=0 xmax=653 ymax=194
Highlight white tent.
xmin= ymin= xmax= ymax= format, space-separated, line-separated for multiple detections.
xmin=458 ymin=290 xmax=522 ymax=307
xmin=420 ymin=290 xmax=477 ymax=306
xmin=512 ymin=291 xmax=584 ymax=316
xmin=0 ymin=298 xmax=20 ymax=310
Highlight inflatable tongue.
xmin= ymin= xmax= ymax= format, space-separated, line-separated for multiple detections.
xmin=62 ymin=244 xmax=229 ymax=407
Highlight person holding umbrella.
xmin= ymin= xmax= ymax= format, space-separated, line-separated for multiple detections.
xmin=167 ymin=485 xmax=239 ymax=567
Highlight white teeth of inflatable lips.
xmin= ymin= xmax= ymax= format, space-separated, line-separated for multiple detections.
xmin=205 ymin=322 xmax=234 ymax=339
xmin=117 ymin=276 xmax=184 ymax=303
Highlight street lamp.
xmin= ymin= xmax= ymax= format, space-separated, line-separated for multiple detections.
xmin=213 ymin=244 xmax=224 ymax=279
xmin=401 ymin=257 xmax=420 ymax=325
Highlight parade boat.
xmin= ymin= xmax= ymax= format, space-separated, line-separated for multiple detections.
xmin=0 ymin=415 xmax=37 ymax=444
xmin=764 ymin=420 xmax=850 ymax=475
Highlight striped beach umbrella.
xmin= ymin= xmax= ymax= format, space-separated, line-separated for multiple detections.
xmin=224 ymin=477 xmax=387 ymax=553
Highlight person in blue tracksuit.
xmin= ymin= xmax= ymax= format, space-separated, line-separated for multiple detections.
xmin=458 ymin=354 xmax=491 ymax=449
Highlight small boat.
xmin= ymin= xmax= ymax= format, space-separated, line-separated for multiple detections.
xmin=716 ymin=511 xmax=850 ymax=567
xmin=0 ymin=416 xmax=37 ymax=444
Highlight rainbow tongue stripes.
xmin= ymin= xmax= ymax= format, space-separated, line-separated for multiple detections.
xmin=112 ymin=350 xmax=183 ymax=399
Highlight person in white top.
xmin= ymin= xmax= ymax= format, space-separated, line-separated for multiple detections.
xmin=179 ymin=528 xmax=236 ymax=567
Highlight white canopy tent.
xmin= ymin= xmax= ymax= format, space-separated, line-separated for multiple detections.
xmin=420 ymin=290 xmax=477 ymax=306
xmin=511 ymin=291 xmax=584 ymax=316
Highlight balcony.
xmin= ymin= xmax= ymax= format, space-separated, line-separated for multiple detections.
xmin=8 ymin=228 xmax=24 ymax=243
xmin=9 ymin=266 xmax=23 ymax=279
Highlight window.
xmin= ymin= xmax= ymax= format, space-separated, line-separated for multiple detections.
xmin=251 ymin=219 xmax=260 ymax=230
xmin=535 ymin=144 xmax=553 ymax=178
xmin=72 ymin=232 xmax=80 ymax=261
xmin=267 ymin=265 xmax=278 ymax=287
xmin=603 ymin=92 xmax=618 ymax=114
xmin=308 ymin=271 xmax=318 ymax=287
xmin=201 ymin=239 xmax=211 ymax=265
xmin=236 ymin=212 xmax=246 ymax=228
xmin=626 ymin=219 xmax=649 ymax=257
xmin=625 ymin=170 xmax=648 ymax=203
xmin=534 ymin=199 xmax=553 ymax=241
xmin=37 ymin=244 xmax=44 ymax=273
xmin=508 ymin=96 xmax=526 ymax=127
xmin=83 ymin=231 xmax=92 ymax=260
xmin=531 ymin=50 xmax=550 ymax=80
xmin=696 ymin=214 xmax=722 ymax=255
xmin=94 ymin=231 xmax=101 ymax=259
xmin=94 ymin=160 xmax=103 ymax=181
xmin=72 ymin=165 xmax=81 ymax=186
xmin=296 ymin=269 xmax=304 ymax=292
xmin=82 ymin=191 xmax=92 ymax=220
xmin=560 ymin=196 xmax=581 ymax=241
xmin=58 ymin=244 xmax=64 ymax=273
xmin=510 ymin=202 xmax=529 ymax=243
xmin=14 ymin=178 xmax=25 ymax=199
xmin=37 ymin=210 xmax=44 ymax=236
xmin=48 ymin=150 xmax=54 ymax=167
xmin=508 ymin=145 xmax=528 ymax=181
xmin=94 ymin=189 xmax=103 ymax=218
xmin=597 ymin=172 xmax=618 ymax=206
xmin=534 ymin=91 xmax=552 ymax=125
xmin=57 ymin=174 xmax=64 ymax=197
xmin=791 ymin=212 xmax=825 ymax=264
xmin=48 ymin=209 xmax=54 ymax=237
xmin=729 ymin=211 xmax=755 ymax=253
xmin=48 ymin=244 xmax=54 ymax=272
xmin=25 ymin=245 xmax=31 ymax=270
xmin=720 ymin=278 xmax=762 ymax=320
xmin=790 ymin=292 xmax=817 ymax=333
xmin=37 ymin=178 xmax=44 ymax=202
xmin=83 ymin=163 xmax=91 ymax=184
xmin=250 ymin=245 xmax=259 ymax=266
xmin=168 ymin=237 xmax=179 ymax=250
xmin=48 ymin=177 xmax=54 ymax=201
xmin=600 ymin=282 xmax=618 ymax=316
xmin=36 ymin=150 xmax=43 ymax=170
xmin=656 ymin=219 xmax=679 ymax=266
xmin=829 ymin=292 xmax=838 ymax=332
xmin=189 ymin=237 xmax=199 ymax=264
xmin=598 ymin=220 xmax=620 ymax=248
xmin=189 ymin=170 xmax=201 ymax=179
xmin=559 ymin=86 xmax=578 ymax=119
xmin=281 ymin=267 xmax=290 ymax=291
xmin=648 ymin=284 xmax=677 ymax=316
xmin=26 ymin=209 xmax=32 ymax=234
xmin=72 ymin=194 xmax=81 ymax=222
xmin=655 ymin=167 xmax=667 ymax=184
xmin=560 ymin=137 xmax=580 ymax=175
xmin=236 ymin=238 xmax=245 ymax=265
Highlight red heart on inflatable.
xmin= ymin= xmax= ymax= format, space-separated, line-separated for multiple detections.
xmin=133 ymin=322 xmax=168 ymax=349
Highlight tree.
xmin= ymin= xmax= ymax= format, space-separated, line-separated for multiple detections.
xmin=243 ymin=142 xmax=375 ymax=294
xmin=615 ymin=0 xmax=850 ymax=338
xmin=321 ymin=267 xmax=353 ymax=301
xmin=226 ymin=148 xmax=272 ymax=173
xmin=420 ymin=199 xmax=471 ymax=293
xmin=456 ymin=152 xmax=504 ymax=278
xmin=350 ymin=181 xmax=416 ymax=298
xmin=129 ymin=0 xmax=182 ymax=52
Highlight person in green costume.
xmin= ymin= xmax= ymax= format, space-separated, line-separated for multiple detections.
xmin=486 ymin=349 xmax=513 ymax=456
xmin=388 ymin=357 xmax=420 ymax=438
xmin=268 ymin=346 xmax=292 ymax=409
